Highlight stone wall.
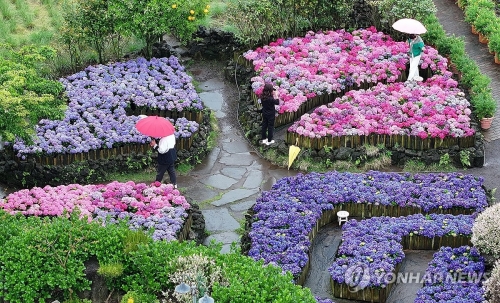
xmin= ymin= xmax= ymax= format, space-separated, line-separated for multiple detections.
xmin=154 ymin=27 xmax=244 ymax=61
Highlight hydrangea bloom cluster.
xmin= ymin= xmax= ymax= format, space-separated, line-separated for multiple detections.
xmin=414 ymin=246 xmax=486 ymax=303
xmin=12 ymin=56 xmax=202 ymax=157
xmin=248 ymin=171 xmax=486 ymax=278
xmin=0 ymin=181 xmax=190 ymax=241
xmin=328 ymin=214 xmax=475 ymax=288
xmin=288 ymin=79 xmax=474 ymax=139
xmin=244 ymin=27 xmax=449 ymax=114
xmin=265 ymin=171 xmax=487 ymax=212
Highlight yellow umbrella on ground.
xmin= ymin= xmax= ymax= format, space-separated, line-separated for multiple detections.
xmin=288 ymin=139 xmax=301 ymax=170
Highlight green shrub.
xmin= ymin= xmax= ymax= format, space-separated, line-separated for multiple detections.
xmin=376 ymin=0 xmax=436 ymax=30
xmin=472 ymin=92 xmax=497 ymax=119
xmin=0 ymin=45 xmax=66 ymax=143
xmin=473 ymin=7 xmax=496 ymax=36
xmin=120 ymin=290 xmax=157 ymax=303
xmin=0 ymin=212 xmax=129 ymax=302
xmin=213 ymin=253 xmax=316 ymax=303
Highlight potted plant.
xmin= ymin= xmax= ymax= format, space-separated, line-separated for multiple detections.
xmin=473 ymin=92 xmax=497 ymax=129
xmin=465 ymin=4 xmax=480 ymax=33
xmin=487 ymin=29 xmax=500 ymax=62
xmin=474 ymin=8 xmax=496 ymax=42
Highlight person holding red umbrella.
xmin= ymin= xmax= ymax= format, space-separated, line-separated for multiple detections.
xmin=135 ymin=115 xmax=177 ymax=188
xmin=150 ymin=134 xmax=177 ymax=188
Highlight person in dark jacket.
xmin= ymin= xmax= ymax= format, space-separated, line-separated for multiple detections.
xmin=258 ymin=83 xmax=280 ymax=145
xmin=150 ymin=134 xmax=177 ymax=188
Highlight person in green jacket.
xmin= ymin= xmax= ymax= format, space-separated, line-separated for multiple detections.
xmin=407 ymin=34 xmax=425 ymax=82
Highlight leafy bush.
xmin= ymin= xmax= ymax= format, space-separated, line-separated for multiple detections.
xmin=225 ymin=0 xmax=352 ymax=46
xmin=0 ymin=210 xmax=129 ymax=303
xmin=120 ymin=291 xmax=158 ymax=303
xmin=471 ymin=203 xmax=500 ymax=258
xmin=373 ymin=0 xmax=436 ymax=31
xmin=0 ymin=45 xmax=66 ymax=143
xmin=213 ymin=252 xmax=316 ymax=303
xmin=0 ymin=211 xmax=316 ymax=302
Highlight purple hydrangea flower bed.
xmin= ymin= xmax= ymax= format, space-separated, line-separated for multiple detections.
xmin=328 ymin=214 xmax=475 ymax=288
xmin=63 ymin=56 xmax=203 ymax=112
xmin=264 ymin=171 xmax=487 ymax=212
xmin=12 ymin=57 xmax=202 ymax=157
xmin=414 ymin=246 xmax=486 ymax=303
xmin=248 ymin=171 xmax=485 ymax=279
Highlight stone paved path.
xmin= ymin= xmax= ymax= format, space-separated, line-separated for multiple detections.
xmin=435 ymin=0 xmax=500 ymax=141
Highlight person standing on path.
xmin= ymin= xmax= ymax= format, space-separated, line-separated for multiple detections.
xmin=258 ymin=83 xmax=280 ymax=146
xmin=150 ymin=134 xmax=177 ymax=188
xmin=407 ymin=34 xmax=425 ymax=82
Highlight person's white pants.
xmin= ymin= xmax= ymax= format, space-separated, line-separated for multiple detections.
xmin=407 ymin=55 xmax=422 ymax=82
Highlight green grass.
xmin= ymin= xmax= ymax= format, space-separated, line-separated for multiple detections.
xmin=105 ymin=168 xmax=156 ymax=184
xmin=28 ymin=29 xmax=54 ymax=45
xmin=207 ymin=110 xmax=219 ymax=149
xmin=197 ymin=190 xmax=226 ymax=207
xmin=260 ymin=144 xmax=393 ymax=173
xmin=0 ymin=0 xmax=13 ymax=20
xmin=235 ymin=218 xmax=246 ymax=236
xmin=0 ymin=0 xmax=61 ymax=47
xmin=402 ymin=159 xmax=457 ymax=173
xmin=200 ymin=0 xmax=229 ymax=29
xmin=14 ymin=0 xmax=35 ymax=28
xmin=177 ymin=162 xmax=194 ymax=175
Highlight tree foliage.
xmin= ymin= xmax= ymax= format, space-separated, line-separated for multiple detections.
xmin=0 ymin=45 xmax=66 ymax=144
xmin=59 ymin=0 xmax=210 ymax=60
xmin=225 ymin=0 xmax=353 ymax=46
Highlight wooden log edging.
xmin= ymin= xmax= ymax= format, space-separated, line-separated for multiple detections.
xmin=16 ymin=136 xmax=195 ymax=166
xmin=286 ymin=132 xmax=476 ymax=151
xmin=330 ymin=263 xmax=402 ymax=303
xmin=177 ymin=212 xmax=193 ymax=242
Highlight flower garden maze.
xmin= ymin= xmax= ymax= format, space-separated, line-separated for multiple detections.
xmin=0 ymin=24 xmax=496 ymax=302
xmin=247 ymin=171 xmax=489 ymax=302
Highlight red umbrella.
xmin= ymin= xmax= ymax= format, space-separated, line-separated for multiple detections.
xmin=135 ymin=116 xmax=175 ymax=138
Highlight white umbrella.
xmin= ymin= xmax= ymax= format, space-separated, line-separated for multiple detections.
xmin=392 ymin=18 xmax=427 ymax=35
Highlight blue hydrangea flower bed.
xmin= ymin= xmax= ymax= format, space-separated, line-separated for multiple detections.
xmin=328 ymin=214 xmax=474 ymax=288
xmin=12 ymin=56 xmax=203 ymax=157
xmin=414 ymin=246 xmax=486 ymax=303
xmin=248 ymin=171 xmax=486 ymax=280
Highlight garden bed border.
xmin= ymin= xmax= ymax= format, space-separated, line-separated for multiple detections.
xmin=293 ymin=204 xmax=475 ymax=287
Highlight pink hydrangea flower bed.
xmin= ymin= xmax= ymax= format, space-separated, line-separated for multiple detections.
xmin=288 ymin=77 xmax=475 ymax=139
xmin=244 ymin=27 xmax=449 ymax=114
xmin=0 ymin=181 xmax=190 ymax=241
